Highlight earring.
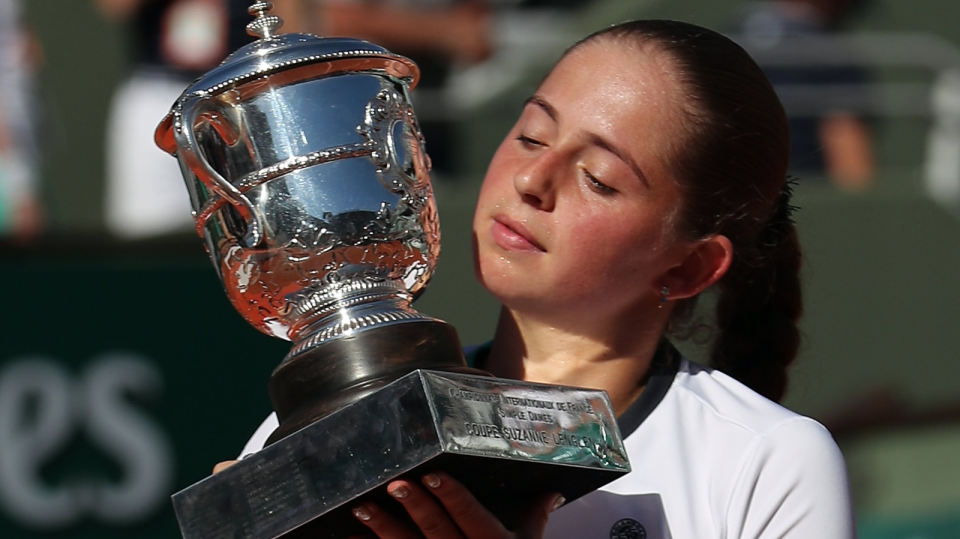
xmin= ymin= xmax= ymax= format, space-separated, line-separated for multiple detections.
xmin=659 ymin=286 xmax=670 ymax=308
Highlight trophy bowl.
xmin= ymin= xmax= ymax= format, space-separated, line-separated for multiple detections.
xmin=155 ymin=8 xmax=480 ymax=441
xmin=155 ymin=4 xmax=630 ymax=539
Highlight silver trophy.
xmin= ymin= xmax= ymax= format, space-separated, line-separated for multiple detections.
xmin=155 ymin=3 xmax=629 ymax=538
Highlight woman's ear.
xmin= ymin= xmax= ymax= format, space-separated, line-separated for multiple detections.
xmin=660 ymin=235 xmax=733 ymax=300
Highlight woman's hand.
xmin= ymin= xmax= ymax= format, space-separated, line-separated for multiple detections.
xmin=352 ymin=471 xmax=563 ymax=539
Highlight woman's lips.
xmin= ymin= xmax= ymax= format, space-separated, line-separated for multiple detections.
xmin=491 ymin=217 xmax=546 ymax=252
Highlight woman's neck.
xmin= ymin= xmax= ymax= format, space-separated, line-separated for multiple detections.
xmin=483 ymin=306 xmax=669 ymax=416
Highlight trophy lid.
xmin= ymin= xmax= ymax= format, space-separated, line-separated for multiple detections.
xmin=155 ymin=1 xmax=419 ymax=152
xmin=185 ymin=34 xmax=420 ymax=99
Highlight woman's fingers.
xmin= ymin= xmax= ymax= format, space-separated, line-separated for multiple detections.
xmin=352 ymin=501 xmax=421 ymax=539
xmin=513 ymin=492 xmax=565 ymax=539
xmin=354 ymin=471 xmax=563 ymax=539
xmin=386 ymin=478 xmax=467 ymax=539
xmin=418 ymin=472 xmax=508 ymax=539
xmin=212 ymin=460 xmax=237 ymax=474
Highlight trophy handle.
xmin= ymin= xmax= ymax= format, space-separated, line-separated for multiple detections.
xmin=178 ymin=98 xmax=264 ymax=248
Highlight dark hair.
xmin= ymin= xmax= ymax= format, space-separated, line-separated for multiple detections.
xmin=572 ymin=20 xmax=802 ymax=403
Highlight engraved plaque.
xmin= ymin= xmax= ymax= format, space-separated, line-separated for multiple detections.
xmin=172 ymin=371 xmax=630 ymax=539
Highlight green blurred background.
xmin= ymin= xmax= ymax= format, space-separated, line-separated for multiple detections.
xmin=2 ymin=0 xmax=960 ymax=537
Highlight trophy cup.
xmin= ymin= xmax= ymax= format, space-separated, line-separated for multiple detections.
xmin=155 ymin=3 xmax=630 ymax=538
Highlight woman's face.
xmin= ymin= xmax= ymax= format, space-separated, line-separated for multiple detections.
xmin=472 ymin=39 xmax=696 ymax=320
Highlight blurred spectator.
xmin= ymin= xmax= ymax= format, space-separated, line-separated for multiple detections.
xmin=94 ymin=0 xmax=303 ymax=239
xmin=0 ymin=0 xmax=42 ymax=239
xmin=732 ymin=0 xmax=876 ymax=191
xmin=314 ymin=0 xmax=494 ymax=180
xmin=925 ymin=69 xmax=960 ymax=206
xmin=317 ymin=1 xmax=492 ymax=64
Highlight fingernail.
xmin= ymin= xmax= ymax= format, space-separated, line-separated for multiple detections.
xmin=388 ymin=485 xmax=409 ymax=499
xmin=353 ymin=506 xmax=371 ymax=521
xmin=423 ymin=474 xmax=441 ymax=488
xmin=551 ymin=495 xmax=566 ymax=512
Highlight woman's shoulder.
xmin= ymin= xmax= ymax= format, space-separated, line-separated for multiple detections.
xmin=619 ymin=359 xmax=854 ymax=538
xmin=670 ymin=358 xmax=824 ymax=439
xmin=657 ymin=358 xmax=848 ymax=489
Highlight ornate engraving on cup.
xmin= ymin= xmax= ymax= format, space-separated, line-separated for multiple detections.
xmin=359 ymin=87 xmax=432 ymax=210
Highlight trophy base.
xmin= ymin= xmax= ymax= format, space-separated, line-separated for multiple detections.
xmin=173 ymin=370 xmax=630 ymax=539
xmin=268 ymin=319 xmax=486 ymax=443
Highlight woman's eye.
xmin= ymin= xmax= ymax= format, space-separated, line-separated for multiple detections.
xmin=516 ymin=134 xmax=543 ymax=148
xmin=585 ymin=171 xmax=616 ymax=195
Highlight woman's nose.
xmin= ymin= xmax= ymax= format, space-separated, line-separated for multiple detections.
xmin=514 ymin=152 xmax=558 ymax=211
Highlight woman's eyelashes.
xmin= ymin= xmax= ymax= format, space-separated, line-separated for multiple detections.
xmin=516 ymin=133 xmax=543 ymax=148
xmin=584 ymin=170 xmax=617 ymax=195
xmin=516 ymin=132 xmax=618 ymax=195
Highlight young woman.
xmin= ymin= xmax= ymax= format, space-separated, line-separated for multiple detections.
xmin=237 ymin=19 xmax=855 ymax=539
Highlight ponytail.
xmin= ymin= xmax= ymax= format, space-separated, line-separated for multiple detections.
xmin=710 ymin=185 xmax=802 ymax=402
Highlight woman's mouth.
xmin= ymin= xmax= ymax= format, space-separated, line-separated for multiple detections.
xmin=491 ymin=217 xmax=546 ymax=252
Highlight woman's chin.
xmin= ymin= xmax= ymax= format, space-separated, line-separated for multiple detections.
xmin=475 ymin=256 xmax=536 ymax=298
xmin=479 ymin=280 xmax=559 ymax=316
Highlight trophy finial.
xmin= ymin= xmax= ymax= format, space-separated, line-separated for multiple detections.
xmin=247 ymin=1 xmax=284 ymax=39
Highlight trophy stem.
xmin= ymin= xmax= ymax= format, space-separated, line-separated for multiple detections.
xmin=267 ymin=299 xmax=487 ymax=444
xmin=285 ymin=279 xmax=432 ymax=358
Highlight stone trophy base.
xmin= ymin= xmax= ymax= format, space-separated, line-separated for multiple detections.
xmin=172 ymin=369 xmax=631 ymax=539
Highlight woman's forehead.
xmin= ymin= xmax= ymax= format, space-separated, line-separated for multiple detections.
xmin=537 ymin=40 xmax=690 ymax=167
xmin=542 ymin=41 xmax=684 ymax=119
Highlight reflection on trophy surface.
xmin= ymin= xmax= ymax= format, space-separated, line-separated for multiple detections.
xmin=156 ymin=3 xmax=630 ymax=538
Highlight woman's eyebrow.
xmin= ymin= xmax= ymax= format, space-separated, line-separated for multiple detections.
xmin=525 ymin=95 xmax=558 ymax=122
xmin=586 ymin=133 xmax=649 ymax=188
xmin=524 ymin=94 xmax=649 ymax=187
